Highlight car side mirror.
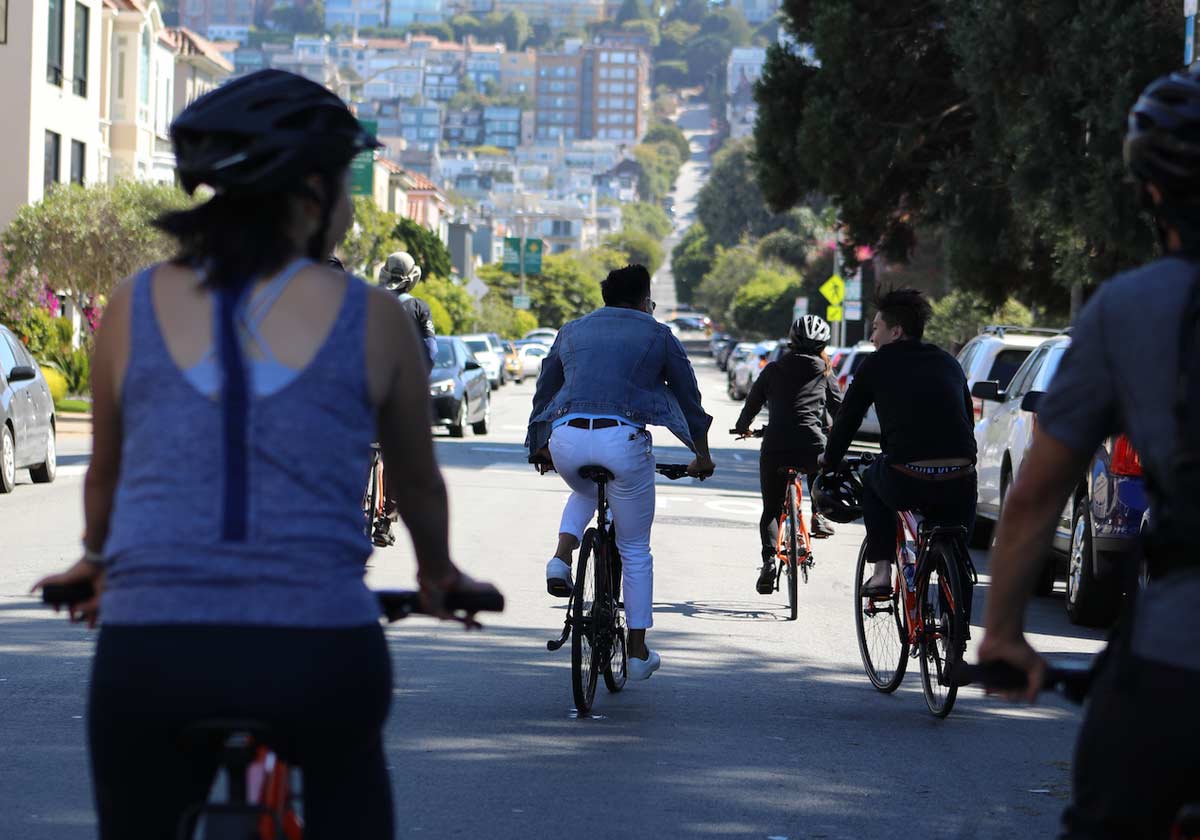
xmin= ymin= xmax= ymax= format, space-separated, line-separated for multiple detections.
xmin=1021 ymin=390 xmax=1045 ymax=413
xmin=8 ymin=365 xmax=37 ymax=383
xmin=464 ymin=360 xmax=482 ymax=371
xmin=971 ymin=380 xmax=1002 ymax=402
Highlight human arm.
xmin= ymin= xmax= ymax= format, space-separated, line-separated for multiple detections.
xmin=527 ymin=334 xmax=565 ymax=464
xmin=824 ymin=371 xmax=844 ymax=431
xmin=664 ymin=332 xmax=715 ymax=474
xmin=734 ymin=364 xmax=769 ymax=434
xmin=416 ymin=298 xmax=437 ymax=369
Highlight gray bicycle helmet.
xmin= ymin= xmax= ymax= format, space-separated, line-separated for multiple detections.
xmin=381 ymin=251 xmax=422 ymax=293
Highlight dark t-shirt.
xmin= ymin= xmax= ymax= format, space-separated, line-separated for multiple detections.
xmin=1038 ymin=256 xmax=1200 ymax=670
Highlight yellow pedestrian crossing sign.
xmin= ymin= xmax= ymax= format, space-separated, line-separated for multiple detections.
xmin=826 ymin=304 xmax=844 ymax=323
xmin=820 ymin=274 xmax=845 ymax=306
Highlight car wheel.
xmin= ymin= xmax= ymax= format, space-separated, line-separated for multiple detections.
xmin=29 ymin=425 xmax=56 ymax=484
xmin=472 ymin=393 xmax=491 ymax=435
xmin=1065 ymin=497 xmax=1120 ymax=626
xmin=449 ymin=399 xmax=468 ymax=438
xmin=0 ymin=425 xmax=15 ymax=494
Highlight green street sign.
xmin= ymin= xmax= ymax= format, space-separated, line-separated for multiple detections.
xmin=502 ymin=237 xmax=544 ymax=275
xmin=349 ymin=119 xmax=378 ymax=197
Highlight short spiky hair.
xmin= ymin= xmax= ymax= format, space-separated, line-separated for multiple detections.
xmin=875 ymin=287 xmax=933 ymax=340
xmin=601 ymin=264 xmax=652 ymax=307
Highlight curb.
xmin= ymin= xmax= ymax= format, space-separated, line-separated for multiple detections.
xmin=57 ymin=412 xmax=93 ymax=436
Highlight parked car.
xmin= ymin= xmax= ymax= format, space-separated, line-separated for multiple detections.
xmin=709 ymin=332 xmax=734 ymax=359
xmin=500 ymin=340 xmax=525 ymax=383
xmin=728 ymin=340 xmax=777 ymax=400
xmin=956 ymin=325 xmax=1059 ymax=424
xmin=484 ymin=333 xmax=514 ymax=382
xmin=670 ymin=315 xmax=711 ymax=334
xmin=516 ymin=342 xmax=550 ymax=379
xmin=717 ymin=339 xmax=748 ymax=371
xmin=459 ymin=333 xmax=505 ymax=391
xmin=523 ymin=328 xmax=558 ymax=346
xmin=0 ymin=324 xmax=57 ymax=493
xmin=430 ymin=337 xmax=490 ymax=437
xmin=833 ymin=342 xmax=880 ymax=435
xmin=723 ymin=341 xmax=755 ymax=377
xmin=971 ymin=334 xmax=1147 ymax=626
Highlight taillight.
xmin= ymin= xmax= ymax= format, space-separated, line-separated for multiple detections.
xmin=1111 ymin=435 xmax=1142 ymax=477
xmin=973 ymin=397 xmax=983 ymax=423
xmin=838 ymin=373 xmax=849 ymax=391
xmin=758 ymin=357 xmax=767 ymax=369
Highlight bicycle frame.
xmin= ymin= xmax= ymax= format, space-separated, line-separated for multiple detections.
xmin=362 ymin=447 xmax=385 ymax=535
xmin=892 ymin=512 xmax=970 ymax=650
xmin=775 ymin=469 xmax=813 ymax=567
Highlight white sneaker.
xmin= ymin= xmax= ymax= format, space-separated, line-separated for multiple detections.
xmin=546 ymin=557 xmax=573 ymax=597
xmin=627 ymin=649 xmax=661 ymax=681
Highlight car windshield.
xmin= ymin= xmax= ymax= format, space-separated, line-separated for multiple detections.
xmin=433 ymin=339 xmax=455 ymax=368
xmin=988 ymin=349 xmax=1032 ymax=389
xmin=464 ymin=340 xmax=489 ymax=354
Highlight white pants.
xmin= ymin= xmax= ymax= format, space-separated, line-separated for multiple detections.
xmin=549 ymin=424 xmax=656 ymax=630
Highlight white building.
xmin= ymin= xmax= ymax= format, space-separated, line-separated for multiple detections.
xmin=0 ymin=0 xmax=108 ymax=230
xmin=106 ymin=0 xmax=176 ymax=183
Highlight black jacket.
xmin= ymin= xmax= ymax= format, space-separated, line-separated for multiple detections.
xmin=825 ymin=339 xmax=975 ymax=465
xmin=735 ymin=350 xmax=843 ymax=452
xmin=397 ymin=293 xmax=437 ymax=368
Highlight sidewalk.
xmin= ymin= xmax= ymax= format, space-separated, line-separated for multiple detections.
xmin=57 ymin=412 xmax=92 ymax=437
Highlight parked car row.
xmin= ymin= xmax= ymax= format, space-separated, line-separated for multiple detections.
xmin=964 ymin=328 xmax=1147 ymax=627
xmin=0 ymin=322 xmax=57 ymax=494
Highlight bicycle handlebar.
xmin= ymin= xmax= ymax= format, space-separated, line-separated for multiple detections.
xmin=950 ymin=660 xmax=1092 ymax=703
xmin=41 ymin=582 xmax=505 ymax=624
xmin=656 ymin=463 xmax=708 ymax=481
xmin=729 ymin=427 xmax=764 ymax=438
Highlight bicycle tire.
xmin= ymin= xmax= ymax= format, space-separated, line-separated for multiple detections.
xmin=604 ymin=534 xmax=627 ymax=693
xmin=854 ymin=538 xmax=909 ymax=693
xmin=785 ymin=483 xmax=799 ymax=621
xmin=917 ymin=539 xmax=965 ymax=718
xmin=571 ymin=529 xmax=600 ymax=715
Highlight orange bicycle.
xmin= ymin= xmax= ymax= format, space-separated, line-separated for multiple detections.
xmin=731 ymin=428 xmax=814 ymax=621
xmin=362 ymin=444 xmax=391 ymax=547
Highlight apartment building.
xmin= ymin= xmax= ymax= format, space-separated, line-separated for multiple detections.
xmin=167 ymin=26 xmax=235 ymax=115
xmin=0 ymin=0 xmax=107 ymax=230
xmin=498 ymin=48 xmax=535 ymax=96
xmin=482 ymin=105 xmax=522 ymax=150
xmin=325 ymin=0 xmax=444 ymax=28
xmin=106 ymin=0 xmax=176 ymax=183
xmin=400 ymin=104 xmax=442 ymax=149
xmin=534 ymin=50 xmax=583 ymax=142
xmin=535 ymin=43 xmax=649 ymax=144
xmin=493 ymin=0 xmax=607 ymax=31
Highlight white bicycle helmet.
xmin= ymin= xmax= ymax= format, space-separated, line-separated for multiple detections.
xmin=381 ymin=251 xmax=422 ymax=293
xmin=789 ymin=314 xmax=832 ymax=352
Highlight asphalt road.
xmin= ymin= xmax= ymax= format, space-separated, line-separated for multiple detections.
xmin=0 ymin=102 xmax=1106 ymax=839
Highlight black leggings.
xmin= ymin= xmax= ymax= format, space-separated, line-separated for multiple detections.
xmin=89 ymin=624 xmax=393 ymax=840
xmin=758 ymin=449 xmax=821 ymax=561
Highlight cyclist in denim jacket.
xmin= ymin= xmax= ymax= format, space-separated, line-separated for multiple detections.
xmin=527 ymin=265 xmax=714 ymax=681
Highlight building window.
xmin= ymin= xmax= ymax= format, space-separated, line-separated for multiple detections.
xmin=139 ymin=28 xmax=150 ymax=107
xmin=44 ymin=131 xmax=61 ymax=188
xmin=70 ymin=140 xmax=85 ymax=184
xmin=72 ymin=3 xmax=89 ymax=97
xmin=47 ymin=0 xmax=65 ymax=85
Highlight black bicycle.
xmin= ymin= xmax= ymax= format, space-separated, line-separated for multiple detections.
xmin=41 ymin=582 xmax=503 ymax=839
xmin=546 ymin=462 xmax=698 ymax=716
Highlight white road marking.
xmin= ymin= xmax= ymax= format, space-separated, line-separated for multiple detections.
xmin=469 ymin=446 xmax=523 ymax=455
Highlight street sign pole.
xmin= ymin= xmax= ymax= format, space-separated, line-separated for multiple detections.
xmin=518 ymin=214 xmax=526 ymax=300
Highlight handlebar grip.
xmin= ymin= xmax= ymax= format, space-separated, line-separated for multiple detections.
xmin=445 ymin=588 xmax=505 ymax=614
xmin=42 ymin=581 xmax=97 ymax=607
xmin=950 ymin=661 xmax=1030 ymax=690
xmin=376 ymin=587 xmax=505 ymax=622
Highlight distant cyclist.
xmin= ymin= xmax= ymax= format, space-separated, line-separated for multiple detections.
xmin=380 ymin=250 xmax=436 ymax=368
xmin=733 ymin=315 xmax=842 ymax=594
xmin=819 ymin=288 xmax=977 ymax=600
xmin=528 ymin=265 xmax=714 ymax=681
xmin=979 ymin=69 xmax=1200 ymax=837
xmin=31 ymin=69 xmax=484 ymax=839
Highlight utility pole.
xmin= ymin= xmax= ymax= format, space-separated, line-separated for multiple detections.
xmin=518 ymin=211 xmax=526 ymax=299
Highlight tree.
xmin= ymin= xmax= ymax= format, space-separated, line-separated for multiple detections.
xmin=270 ymin=1 xmax=324 ymax=33
xmin=697 ymin=138 xmax=788 ymax=248
xmin=481 ymin=10 xmax=530 ymax=51
xmin=604 ymin=229 xmax=664 ymax=276
xmin=694 ymin=244 xmax=760 ymax=324
xmin=729 ymin=264 xmax=805 ymax=339
xmin=422 ymin=275 xmax=477 ymax=333
xmin=617 ymin=0 xmax=653 ymax=24
xmin=621 ymin=19 xmax=660 ymax=47
xmin=643 ymin=121 xmax=689 ymax=161
xmin=621 ymin=202 xmax=672 ymax=240
xmin=477 ymin=253 xmax=603 ymax=327
xmin=477 ymin=292 xmax=538 ymax=338
xmin=338 ymin=197 xmax=401 ymax=279
xmin=655 ymin=20 xmax=699 ymax=62
xmin=633 ymin=142 xmax=682 ymax=203
xmin=670 ymin=223 xmax=713 ymax=306
xmin=407 ymin=21 xmax=454 ymax=41
xmin=2 ymin=181 xmax=190 ymax=314
xmin=925 ymin=288 xmax=1038 ymax=353
xmin=450 ymin=14 xmax=481 ymax=42
xmin=392 ymin=217 xmax=452 ymax=281
xmin=653 ymin=60 xmax=689 ymax=89
xmin=667 ymin=0 xmax=708 ymax=25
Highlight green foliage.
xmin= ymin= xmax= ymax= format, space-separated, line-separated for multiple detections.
xmin=576 ymin=247 xmax=630 ymax=280
xmin=656 ymin=20 xmax=699 ymax=62
xmin=621 ymin=202 xmax=673 ymax=241
xmin=643 ymin=121 xmax=690 ymax=161
xmin=479 ymin=10 xmax=531 ymax=51
xmin=729 ymin=264 xmax=805 ymax=339
xmin=633 ymin=142 xmax=683 ymax=203
xmin=2 ymin=182 xmax=190 ymax=314
xmin=450 ymin=14 xmax=482 ymax=41
xmin=621 ymin=19 xmax=660 ymax=47
xmin=338 ymin=197 xmax=401 ymax=279
xmin=15 ymin=308 xmax=59 ymax=360
xmin=697 ymin=138 xmax=788 ymax=248
xmin=270 ymin=1 xmax=324 ymax=33
xmin=392 ymin=217 xmax=453 ymax=281
xmin=421 ymin=275 xmax=477 ymax=334
xmin=668 ymin=0 xmax=709 ymax=25
xmin=695 ymin=244 xmax=761 ymax=324
xmin=604 ymin=229 xmax=664 ymax=276
xmin=41 ymin=366 xmax=68 ymax=404
xmin=48 ymin=346 xmax=90 ymax=395
xmin=670 ymin=223 xmax=713 ymax=306
xmin=476 ymin=292 xmax=538 ymax=338
xmin=426 ymin=296 xmax=453 ymax=335
xmin=477 ymin=253 xmax=603 ymax=327
xmin=653 ymin=60 xmax=690 ymax=89
xmin=926 ymin=289 xmax=1037 ymax=352
xmin=407 ymin=21 xmax=454 ymax=41
xmin=617 ymin=0 xmax=653 ymax=24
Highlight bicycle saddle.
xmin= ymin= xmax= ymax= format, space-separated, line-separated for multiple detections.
xmin=578 ymin=465 xmax=615 ymax=482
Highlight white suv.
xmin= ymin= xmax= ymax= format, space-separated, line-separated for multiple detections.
xmin=955 ymin=326 xmax=1060 ymax=424
xmin=459 ymin=334 xmax=504 ymax=391
xmin=833 ymin=342 xmax=880 ymax=435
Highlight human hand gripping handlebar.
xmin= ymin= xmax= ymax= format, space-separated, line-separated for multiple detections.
xmin=949 ymin=660 xmax=1092 ymax=704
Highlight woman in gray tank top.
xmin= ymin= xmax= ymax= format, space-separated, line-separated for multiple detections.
xmin=33 ymin=70 xmax=484 ymax=839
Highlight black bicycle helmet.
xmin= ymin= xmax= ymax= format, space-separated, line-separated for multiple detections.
xmin=812 ymin=466 xmax=864 ymax=524
xmin=1124 ymin=68 xmax=1200 ymax=196
xmin=171 ymin=69 xmax=380 ymax=196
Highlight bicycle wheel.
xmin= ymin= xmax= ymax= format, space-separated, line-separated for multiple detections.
xmin=854 ymin=538 xmax=909 ymax=692
xmin=785 ymin=483 xmax=799 ymax=621
xmin=917 ymin=540 xmax=965 ymax=718
xmin=571 ymin=529 xmax=600 ymax=715
xmin=604 ymin=536 xmax=627 ymax=693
